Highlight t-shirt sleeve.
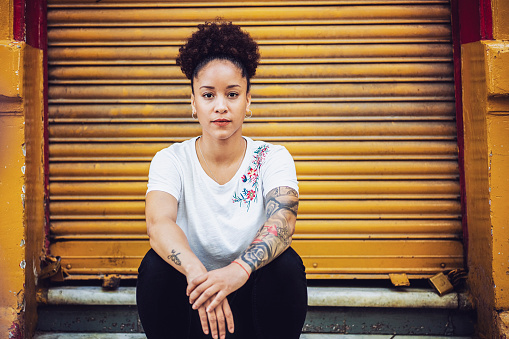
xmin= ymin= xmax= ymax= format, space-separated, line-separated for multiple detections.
xmin=262 ymin=145 xmax=299 ymax=198
xmin=146 ymin=148 xmax=182 ymax=201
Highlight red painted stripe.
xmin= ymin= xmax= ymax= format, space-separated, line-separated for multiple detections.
xmin=13 ymin=0 xmax=25 ymax=41
xmin=26 ymin=0 xmax=47 ymax=49
xmin=39 ymin=0 xmax=50 ymax=252
xmin=480 ymin=0 xmax=493 ymax=40
xmin=458 ymin=0 xmax=494 ymax=44
xmin=451 ymin=0 xmax=468 ymax=263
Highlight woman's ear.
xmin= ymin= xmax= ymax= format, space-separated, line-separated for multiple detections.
xmin=246 ymin=92 xmax=251 ymax=109
xmin=191 ymin=94 xmax=196 ymax=112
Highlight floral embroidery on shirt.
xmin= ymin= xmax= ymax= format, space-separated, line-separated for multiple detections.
xmin=232 ymin=144 xmax=270 ymax=211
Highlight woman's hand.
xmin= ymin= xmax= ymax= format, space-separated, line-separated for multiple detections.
xmin=187 ymin=261 xmax=250 ymax=313
xmin=186 ymin=264 xmax=242 ymax=338
xmin=197 ymin=297 xmax=234 ymax=339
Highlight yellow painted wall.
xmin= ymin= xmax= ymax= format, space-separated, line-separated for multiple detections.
xmin=0 ymin=0 xmax=46 ymax=336
xmin=0 ymin=40 xmax=27 ymax=339
xmin=492 ymin=0 xmax=509 ymax=40
xmin=462 ymin=38 xmax=509 ymax=339
xmin=0 ymin=0 xmax=12 ymax=39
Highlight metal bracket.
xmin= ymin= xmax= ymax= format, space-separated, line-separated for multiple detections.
xmin=39 ymin=255 xmax=61 ymax=280
xmin=389 ymin=273 xmax=410 ymax=286
xmin=102 ymin=274 xmax=121 ymax=290
xmin=429 ymin=272 xmax=454 ymax=296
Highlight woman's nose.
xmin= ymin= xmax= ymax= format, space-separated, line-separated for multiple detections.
xmin=214 ymin=96 xmax=228 ymax=113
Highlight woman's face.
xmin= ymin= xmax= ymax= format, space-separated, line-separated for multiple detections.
xmin=191 ymin=59 xmax=251 ymax=142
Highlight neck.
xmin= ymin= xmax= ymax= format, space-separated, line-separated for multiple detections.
xmin=199 ymin=134 xmax=246 ymax=165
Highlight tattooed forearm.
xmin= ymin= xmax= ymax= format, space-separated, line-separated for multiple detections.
xmin=168 ymin=249 xmax=181 ymax=266
xmin=240 ymin=186 xmax=298 ymax=272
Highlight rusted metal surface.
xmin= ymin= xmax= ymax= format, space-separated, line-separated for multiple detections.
xmin=46 ymin=5 xmax=451 ymax=25
xmin=429 ymin=272 xmax=454 ymax=296
xmin=46 ymin=0 xmax=463 ymax=280
xmin=46 ymin=239 xmax=464 ymax=278
xmin=39 ymin=256 xmax=62 ymax=279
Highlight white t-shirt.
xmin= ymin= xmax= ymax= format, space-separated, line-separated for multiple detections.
xmin=147 ymin=136 xmax=299 ymax=271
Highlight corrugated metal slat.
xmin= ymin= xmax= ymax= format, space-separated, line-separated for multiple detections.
xmin=47 ymin=0 xmax=463 ymax=280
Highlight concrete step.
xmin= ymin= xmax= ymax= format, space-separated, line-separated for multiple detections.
xmin=35 ymin=285 xmax=475 ymax=336
xmin=34 ymin=334 xmax=473 ymax=339
xmin=39 ymin=285 xmax=471 ymax=308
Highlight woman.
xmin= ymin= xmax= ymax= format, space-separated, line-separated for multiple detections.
xmin=136 ymin=22 xmax=308 ymax=339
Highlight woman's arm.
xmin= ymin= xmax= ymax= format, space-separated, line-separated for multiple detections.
xmin=145 ymin=190 xmax=235 ymax=338
xmin=145 ymin=190 xmax=206 ymax=278
xmin=239 ymin=185 xmax=299 ymax=272
xmin=188 ymin=186 xmax=299 ymax=311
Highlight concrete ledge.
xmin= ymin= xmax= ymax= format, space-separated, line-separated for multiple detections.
xmin=307 ymin=286 xmax=467 ymax=309
xmin=40 ymin=286 xmax=472 ymax=309
xmin=34 ymin=333 xmax=472 ymax=339
xmin=34 ymin=335 xmax=146 ymax=339
xmin=41 ymin=287 xmax=137 ymax=306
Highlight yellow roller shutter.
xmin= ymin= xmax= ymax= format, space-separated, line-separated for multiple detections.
xmin=47 ymin=0 xmax=463 ymax=280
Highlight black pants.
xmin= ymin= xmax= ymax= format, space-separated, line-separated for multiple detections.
xmin=136 ymin=247 xmax=308 ymax=339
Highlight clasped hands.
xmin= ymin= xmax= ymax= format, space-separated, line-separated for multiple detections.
xmin=186 ymin=262 xmax=250 ymax=339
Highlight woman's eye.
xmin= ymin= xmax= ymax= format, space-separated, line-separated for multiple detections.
xmin=202 ymin=93 xmax=213 ymax=98
xmin=228 ymin=92 xmax=239 ymax=98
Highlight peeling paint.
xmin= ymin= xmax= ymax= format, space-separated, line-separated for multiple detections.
xmin=8 ymin=318 xmax=23 ymax=339
xmin=19 ymin=260 xmax=25 ymax=269
xmin=16 ymin=290 xmax=25 ymax=314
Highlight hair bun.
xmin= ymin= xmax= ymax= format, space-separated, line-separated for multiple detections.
xmin=176 ymin=21 xmax=260 ymax=80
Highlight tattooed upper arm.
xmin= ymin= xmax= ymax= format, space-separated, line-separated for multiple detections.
xmin=265 ymin=186 xmax=299 ymax=218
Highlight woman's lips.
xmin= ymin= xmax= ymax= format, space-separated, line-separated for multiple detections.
xmin=212 ymin=119 xmax=231 ymax=126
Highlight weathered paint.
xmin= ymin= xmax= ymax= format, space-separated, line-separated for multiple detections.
xmin=0 ymin=41 xmax=23 ymax=100
xmin=0 ymin=0 xmax=11 ymax=39
xmin=492 ymin=0 xmax=509 ymax=40
xmin=0 ymin=0 xmax=46 ymax=337
xmin=0 ymin=107 xmax=27 ymax=337
xmin=23 ymin=42 xmax=47 ymax=337
xmin=462 ymin=39 xmax=509 ymax=339
xmin=490 ymin=113 xmax=509 ymax=308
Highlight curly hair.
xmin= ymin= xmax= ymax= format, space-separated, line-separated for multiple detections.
xmin=176 ymin=21 xmax=260 ymax=92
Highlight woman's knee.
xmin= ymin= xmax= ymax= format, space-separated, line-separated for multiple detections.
xmin=264 ymin=247 xmax=306 ymax=280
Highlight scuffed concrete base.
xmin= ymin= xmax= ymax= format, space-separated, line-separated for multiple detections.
xmin=34 ymin=333 xmax=472 ymax=339
xmin=498 ymin=311 xmax=509 ymax=339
